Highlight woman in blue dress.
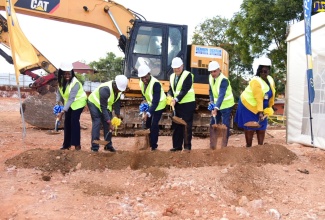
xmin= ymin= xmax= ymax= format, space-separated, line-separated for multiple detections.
xmin=234 ymin=57 xmax=276 ymax=147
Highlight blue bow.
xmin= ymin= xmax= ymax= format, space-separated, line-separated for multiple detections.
xmin=139 ymin=103 xmax=149 ymax=115
xmin=53 ymin=104 xmax=64 ymax=115
xmin=208 ymin=103 xmax=215 ymax=111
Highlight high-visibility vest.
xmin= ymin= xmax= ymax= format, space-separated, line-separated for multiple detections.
xmin=209 ymin=73 xmax=234 ymax=109
xmin=59 ymin=77 xmax=87 ymax=110
xmin=88 ymin=81 xmax=121 ymax=112
xmin=169 ymin=70 xmax=195 ymax=104
xmin=139 ymin=76 xmax=166 ymax=111
xmin=241 ymin=75 xmax=276 ymax=113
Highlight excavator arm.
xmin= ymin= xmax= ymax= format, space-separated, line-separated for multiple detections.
xmin=0 ymin=0 xmax=140 ymax=94
xmin=0 ymin=0 xmax=140 ymax=53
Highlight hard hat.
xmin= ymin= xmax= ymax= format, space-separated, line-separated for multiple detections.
xmin=171 ymin=57 xmax=183 ymax=68
xmin=208 ymin=61 xmax=220 ymax=71
xmin=137 ymin=64 xmax=151 ymax=77
xmin=115 ymin=75 xmax=128 ymax=91
xmin=60 ymin=61 xmax=73 ymax=71
xmin=258 ymin=57 xmax=272 ymax=66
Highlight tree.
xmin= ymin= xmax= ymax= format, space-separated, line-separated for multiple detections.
xmin=227 ymin=0 xmax=303 ymax=95
xmin=191 ymin=16 xmax=248 ymax=100
xmin=88 ymin=52 xmax=123 ymax=82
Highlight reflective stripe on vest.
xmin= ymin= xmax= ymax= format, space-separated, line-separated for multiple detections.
xmin=242 ymin=76 xmax=271 ymax=107
xmin=208 ymin=73 xmax=234 ymax=110
xmin=59 ymin=77 xmax=87 ymax=110
xmin=169 ymin=70 xmax=195 ymax=104
xmin=139 ymin=76 xmax=167 ymax=111
xmin=88 ymin=81 xmax=121 ymax=112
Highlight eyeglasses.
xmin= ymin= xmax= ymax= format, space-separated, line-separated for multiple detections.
xmin=261 ymin=70 xmax=269 ymax=74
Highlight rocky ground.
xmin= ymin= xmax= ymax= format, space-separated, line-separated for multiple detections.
xmin=1 ymin=97 xmax=325 ymax=220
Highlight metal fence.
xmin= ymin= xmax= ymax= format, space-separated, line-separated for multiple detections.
xmin=0 ymin=73 xmax=100 ymax=92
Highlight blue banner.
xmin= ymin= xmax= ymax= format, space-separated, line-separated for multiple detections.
xmin=304 ymin=0 xmax=315 ymax=104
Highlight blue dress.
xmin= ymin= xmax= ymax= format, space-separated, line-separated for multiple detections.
xmin=235 ymin=86 xmax=273 ymax=131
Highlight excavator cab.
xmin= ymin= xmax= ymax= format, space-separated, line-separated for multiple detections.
xmin=123 ymin=20 xmax=188 ymax=95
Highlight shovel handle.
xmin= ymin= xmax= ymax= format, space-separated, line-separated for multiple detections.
xmin=171 ymin=104 xmax=176 ymax=116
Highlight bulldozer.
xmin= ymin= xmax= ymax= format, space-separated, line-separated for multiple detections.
xmin=0 ymin=0 xmax=229 ymax=136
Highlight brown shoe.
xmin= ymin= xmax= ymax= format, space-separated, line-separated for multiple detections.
xmin=75 ymin=146 xmax=81 ymax=151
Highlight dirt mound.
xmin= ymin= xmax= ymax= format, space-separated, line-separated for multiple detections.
xmin=5 ymin=144 xmax=297 ymax=175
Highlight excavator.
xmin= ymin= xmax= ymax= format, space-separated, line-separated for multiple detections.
xmin=0 ymin=0 xmax=229 ymax=136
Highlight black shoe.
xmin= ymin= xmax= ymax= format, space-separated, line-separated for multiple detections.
xmin=91 ymin=149 xmax=98 ymax=152
xmin=183 ymin=148 xmax=191 ymax=152
xmin=170 ymin=148 xmax=182 ymax=152
xmin=151 ymin=148 xmax=157 ymax=151
xmin=104 ymin=146 xmax=116 ymax=152
xmin=75 ymin=146 xmax=81 ymax=151
xmin=60 ymin=146 xmax=70 ymax=150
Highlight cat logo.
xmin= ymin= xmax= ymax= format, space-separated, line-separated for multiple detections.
xmin=15 ymin=0 xmax=60 ymax=14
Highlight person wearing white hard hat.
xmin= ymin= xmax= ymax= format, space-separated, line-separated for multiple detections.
xmin=208 ymin=61 xmax=235 ymax=149
xmin=138 ymin=64 xmax=166 ymax=151
xmin=168 ymin=57 xmax=196 ymax=152
xmin=234 ymin=57 xmax=276 ymax=147
xmin=87 ymin=75 xmax=128 ymax=152
xmin=56 ymin=61 xmax=87 ymax=151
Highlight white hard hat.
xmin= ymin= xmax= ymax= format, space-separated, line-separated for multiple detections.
xmin=208 ymin=61 xmax=220 ymax=71
xmin=137 ymin=64 xmax=151 ymax=77
xmin=171 ymin=57 xmax=183 ymax=68
xmin=60 ymin=61 xmax=73 ymax=71
xmin=115 ymin=75 xmax=128 ymax=91
xmin=258 ymin=57 xmax=272 ymax=66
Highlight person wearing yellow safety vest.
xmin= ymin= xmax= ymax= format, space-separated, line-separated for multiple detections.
xmin=208 ymin=61 xmax=235 ymax=148
xmin=56 ymin=61 xmax=87 ymax=151
xmin=168 ymin=57 xmax=196 ymax=152
xmin=138 ymin=64 xmax=166 ymax=151
xmin=87 ymin=75 xmax=128 ymax=152
xmin=234 ymin=57 xmax=276 ymax=147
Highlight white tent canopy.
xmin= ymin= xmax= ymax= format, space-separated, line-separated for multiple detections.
xmin=286 ymin=12 xmax=325 ymax=149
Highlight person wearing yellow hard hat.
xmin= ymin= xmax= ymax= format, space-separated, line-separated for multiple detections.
xmin=56 ymin=61 xmax=87 ymax=151
xmin=208 ymin=61 xmax=235 ymax=148
xmin=168 ymin=57 xmax=196 ymax=152
xmin=87 ymin=75 xmax=128 ymax=152
xmin=138 ymin=64 xmax=166 ymax=151
xmin=234 ymin=57 xmax=276 ymax=147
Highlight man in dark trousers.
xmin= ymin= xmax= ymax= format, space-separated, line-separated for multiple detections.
xmin=138 ymin=64 xmax=166 ymax=151
xmin=87 ymin=75 xmax=128 ymax=152
xmin=168 ymin=57 xmax=196 ymax=151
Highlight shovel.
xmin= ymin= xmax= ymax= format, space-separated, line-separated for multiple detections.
xmin=92 ymin=131 xmax=111 ymax=145
xmin=134 ymin=112 xmax=150 ymax=136
xmin=170 ymin=105 xmax=187 ymax=125
xmin=244 ymin=115 xmax=267 ymax=128
xmin=47 ymin=118 xmax=61 ymax=135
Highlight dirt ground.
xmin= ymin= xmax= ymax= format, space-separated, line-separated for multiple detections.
xmin=1 ymin=97 xmax=325 ymax=220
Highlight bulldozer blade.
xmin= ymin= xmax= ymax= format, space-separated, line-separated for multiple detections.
xmin=92 ymin=140 xmax=110 ymax=145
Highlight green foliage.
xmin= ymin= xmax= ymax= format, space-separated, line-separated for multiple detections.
xmin=227 ymin=0 xmax=303 ymax=95
xmin=192 ymin=0 xmax=304 ymax=96
xmin=87 ymin=52 xmax=123 ymax=82
xmin=74 ymin=73 xmax=85 ymax=85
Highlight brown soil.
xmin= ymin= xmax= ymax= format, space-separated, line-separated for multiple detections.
xmin=1 ymin=97 xmax=325 ymax=220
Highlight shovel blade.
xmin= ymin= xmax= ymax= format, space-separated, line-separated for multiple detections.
xmin=92 ymin=140 xmax=110 ymax=145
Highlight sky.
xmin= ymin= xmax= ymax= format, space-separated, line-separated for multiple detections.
xmin=0 ymin=0 xmax=243 ymax=73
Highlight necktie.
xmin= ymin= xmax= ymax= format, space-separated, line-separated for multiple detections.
xmin=175 ymin=76 xmax=179 ymax=87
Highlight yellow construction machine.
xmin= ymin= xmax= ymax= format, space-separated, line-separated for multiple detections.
xmin=0 ymin=0 xmax=229 ymax=136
